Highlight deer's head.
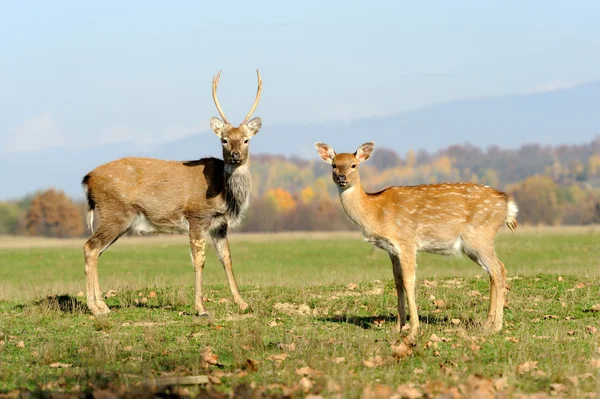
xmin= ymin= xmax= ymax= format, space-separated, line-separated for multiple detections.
xmin=315 ymin=142 xmax=375 ymax=189
xmin=210 ymin=71 xmax=262 ymax=167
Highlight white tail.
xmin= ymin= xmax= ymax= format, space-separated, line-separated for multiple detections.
xmin=315 ymin=141 xmax=518 ymax=342
xmin=81 ymin=71 xmax=263 ymax=317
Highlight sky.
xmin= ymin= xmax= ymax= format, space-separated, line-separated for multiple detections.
xmin=1 ymin=1 xmax=600 ymax=153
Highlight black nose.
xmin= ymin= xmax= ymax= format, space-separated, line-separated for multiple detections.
xmin=337 ymin=175 xmax=347 ymax=182
xmin=231 ymin=151 xmax=241 ymax=161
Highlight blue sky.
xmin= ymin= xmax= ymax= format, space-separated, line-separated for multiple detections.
xmin=1 ymin=1 xmax=599 ymax=153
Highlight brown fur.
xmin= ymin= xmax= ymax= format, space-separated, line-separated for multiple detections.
xmin=315 ymin=142 xmax=519 ymax=342
xmin=81 ymin=72 xmax=262 ymax=316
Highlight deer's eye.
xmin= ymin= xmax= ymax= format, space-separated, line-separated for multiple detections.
xmin=221 ymin=139 xmax=228 ymax=144
xmin=244 ymin=139 xmax=249 ymax=144
xmin=351 ymin=164 xmax=356 ymax=169
xmin=332 ymin=164 xmax=337 ymax=169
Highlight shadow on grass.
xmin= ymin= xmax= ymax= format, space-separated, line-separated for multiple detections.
xmin=319 ymin=313 xmax=462 ymax=329
xmin=35 ymin=294 xmax=88 ymax=313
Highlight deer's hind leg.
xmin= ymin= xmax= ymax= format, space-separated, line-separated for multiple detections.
xmin=83 ymin=213 xmax=132 ymax=316
xmin=389 ymin=253 xmax=406 ymax=331
xmin=462 ymin=239 xmax=506 ymax=332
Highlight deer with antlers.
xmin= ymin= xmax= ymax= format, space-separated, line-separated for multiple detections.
xmin=81 ymin=71 xmax=262 ymax=316
xmin=315 ymin=142 xmax=518 ymax=342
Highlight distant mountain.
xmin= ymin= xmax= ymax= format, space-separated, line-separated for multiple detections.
xmin=2 ymin=81 xmax=599 ymax=199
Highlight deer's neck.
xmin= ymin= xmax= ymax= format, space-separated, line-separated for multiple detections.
xmin=223 ymin=163 xmax=252 ymax=226
xmin=338 ymin=182 xmax=376 ymax=233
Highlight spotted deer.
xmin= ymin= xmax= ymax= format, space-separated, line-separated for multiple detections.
xmin=81 ymin=71 xmax=263 ymax=316
xmin=315 ymin=142 xmax=518 ymax=342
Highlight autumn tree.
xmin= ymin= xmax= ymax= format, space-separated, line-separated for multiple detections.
xmin=25 ymin=189 xmax=84 ymax=238
xmin=508 ymin=176 xmax=560 ymax=225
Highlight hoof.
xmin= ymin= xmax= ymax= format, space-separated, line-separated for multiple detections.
xmin=236 ymin=300 xmax=250 ymax=312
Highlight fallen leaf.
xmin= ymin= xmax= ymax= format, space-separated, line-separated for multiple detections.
xmin=464 ymin=374 xmax=495 ymax=399
xmin=505 ymin=337 xmax=519 ymax=343
xmin=469 ymin=342 xmax=481 ymax=352
xmin=245 ymin=358 xmax=259 ymax=372
xmin=267 ymin=353 xmax=288 ymax=366
xmin=531 ymin=369 xmax=547 ymax=378
xmin=333 ymin=357 xmax=345 ymax=364
xmin=201 ymin=346 xmax=220 ymax=367
xmin=124 ymin=345 xmax=133 ymax=351
xmin=104 ymin=289 xmax=117 ymax=298
xmin=362 ymin=355 xmax=385 ymax=368
xmin=422 ymin=279 xmax=436 ymax=287
xmin=586 ymin=325 xmax=598 ymax=335
xmin=208 ymin=375 xmax=221 ymax=385
xmin=217 ymin=298 xmax=230 ymax=304
xmin=433 ymin=350 xmax=440 ymax=357
xmin=16 ymin=341 xmax=25 ymax=349
xmin=49 ymin=363 xmax=71 ymax=368
xmin=268 ymin=320 xmax=278 ymax=327
xmin=550 ymin=383 xmax=568 ymax=393
xmin=589 ymin=304 xmax=600 ymax=312
xmin=592 ymin=358 xmax=600 ymax=369
xmin=543 ymin=314 xmax=558 ymax=320
xmin=241 ymin=344 xmax=251 ymax=350
xmin=433 ymin=299 xmax=445 ymax=308
xmin=346 ymin=283 xmax=358 ymax=290
xmin=467 ymin=290 xmax=481 ymax=297
xmin=413 ymin=368 xmax=423 ymax=375
xmin=299 ymin=377 xmax=313 ymax=392
xmin=557 ymin=276 xmax=564 ymax=282
xmin=391 ymin=342 xmax=413 ymax=359
xmin=148 ymin=291 xmax=157 ymax=298
xmin=395 ymin=383 xmax=423 ymax=399
xmin=575 ymin=282 xmax=586 ymax=289
xmin=451 ymin=318 xmax=461 ymax=325
xmin=567 ymin=330 xmax=576 ymax=336
xmin=516 ymin=361 xmax=538 ymax=374
xmin=76 ymin=291 xmax=85 ymax=297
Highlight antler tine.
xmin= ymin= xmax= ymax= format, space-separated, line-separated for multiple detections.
xmin=242 ymin=70 xmax=262 ymax=124
xmin=212 ymin=70 xmax=229 ymax=124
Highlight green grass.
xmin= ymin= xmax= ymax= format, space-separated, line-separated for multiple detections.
xmin=0 ymin=232 xmax=599 ymax=397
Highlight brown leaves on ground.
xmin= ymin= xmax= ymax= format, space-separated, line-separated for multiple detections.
xmin=588 ymin=303 xmax=600 ymax=312
xmin=346 ymin=283 xmax=358 ymax=290
xmin=391 ymin=341 xmax=413 ymax=359
xmin=515 ymin=361 xmax=546 ymax=378
xmin=267 ymin=353 xmax=288 ymax=367
xmin=104 ymin=289 xmax=117 ymax=298
xmin=585 ymin=325 xmax=598 ymax=335
xmin=16 ymin=340 xmax=25 ymax=349
xmin=362 ymin=356 xmax=386 ymax=368
xmin=200 ymin=346 xmax=221 ymax=368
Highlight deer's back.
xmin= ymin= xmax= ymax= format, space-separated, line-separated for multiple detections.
xmin=368 ymin=183 xmax=512 ymax=253
xmin=84 ymin=157 xmax=226 ymax=226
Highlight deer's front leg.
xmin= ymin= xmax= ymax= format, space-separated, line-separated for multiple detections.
xmin=399 ymin=246 xmax=419 ymax=343
xmin=189 ymin=229 xmax=208 ymax=316
xmin=210 ymin=225 xmax=249 ymax=311
xmin=389 ymin=253 xmax=406 ymax=332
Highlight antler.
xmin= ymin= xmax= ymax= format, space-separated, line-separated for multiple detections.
xmin=212 ymin=70 xmax=229 ymax=124
xmin=242 ymin=70 xmax=262 ymax=124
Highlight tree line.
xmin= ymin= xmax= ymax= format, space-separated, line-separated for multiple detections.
xmin=2 ymin=137 xmax=599 ymax=237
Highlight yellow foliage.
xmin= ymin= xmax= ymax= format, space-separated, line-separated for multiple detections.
xmin=265 ymin=188 xmax=297 ymax=212
xmin=299 ymin=186 xmax=315 ymax=204
xmin=588 ymin=155 xmax=600 ymax=176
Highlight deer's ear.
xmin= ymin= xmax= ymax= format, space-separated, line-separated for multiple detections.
xmin=355 ymin=142 xmax=375 ymax=163
xmin=314 ymin=142 xmax=335 ymax=164
xmin=210 ymin=117 xmax=226 ymax=137
xmin=245 ymin=117 xmax=262 ymax=136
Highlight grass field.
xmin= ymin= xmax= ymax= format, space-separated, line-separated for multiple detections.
xmin=0 ymin=230 xmax=599 ymax=398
